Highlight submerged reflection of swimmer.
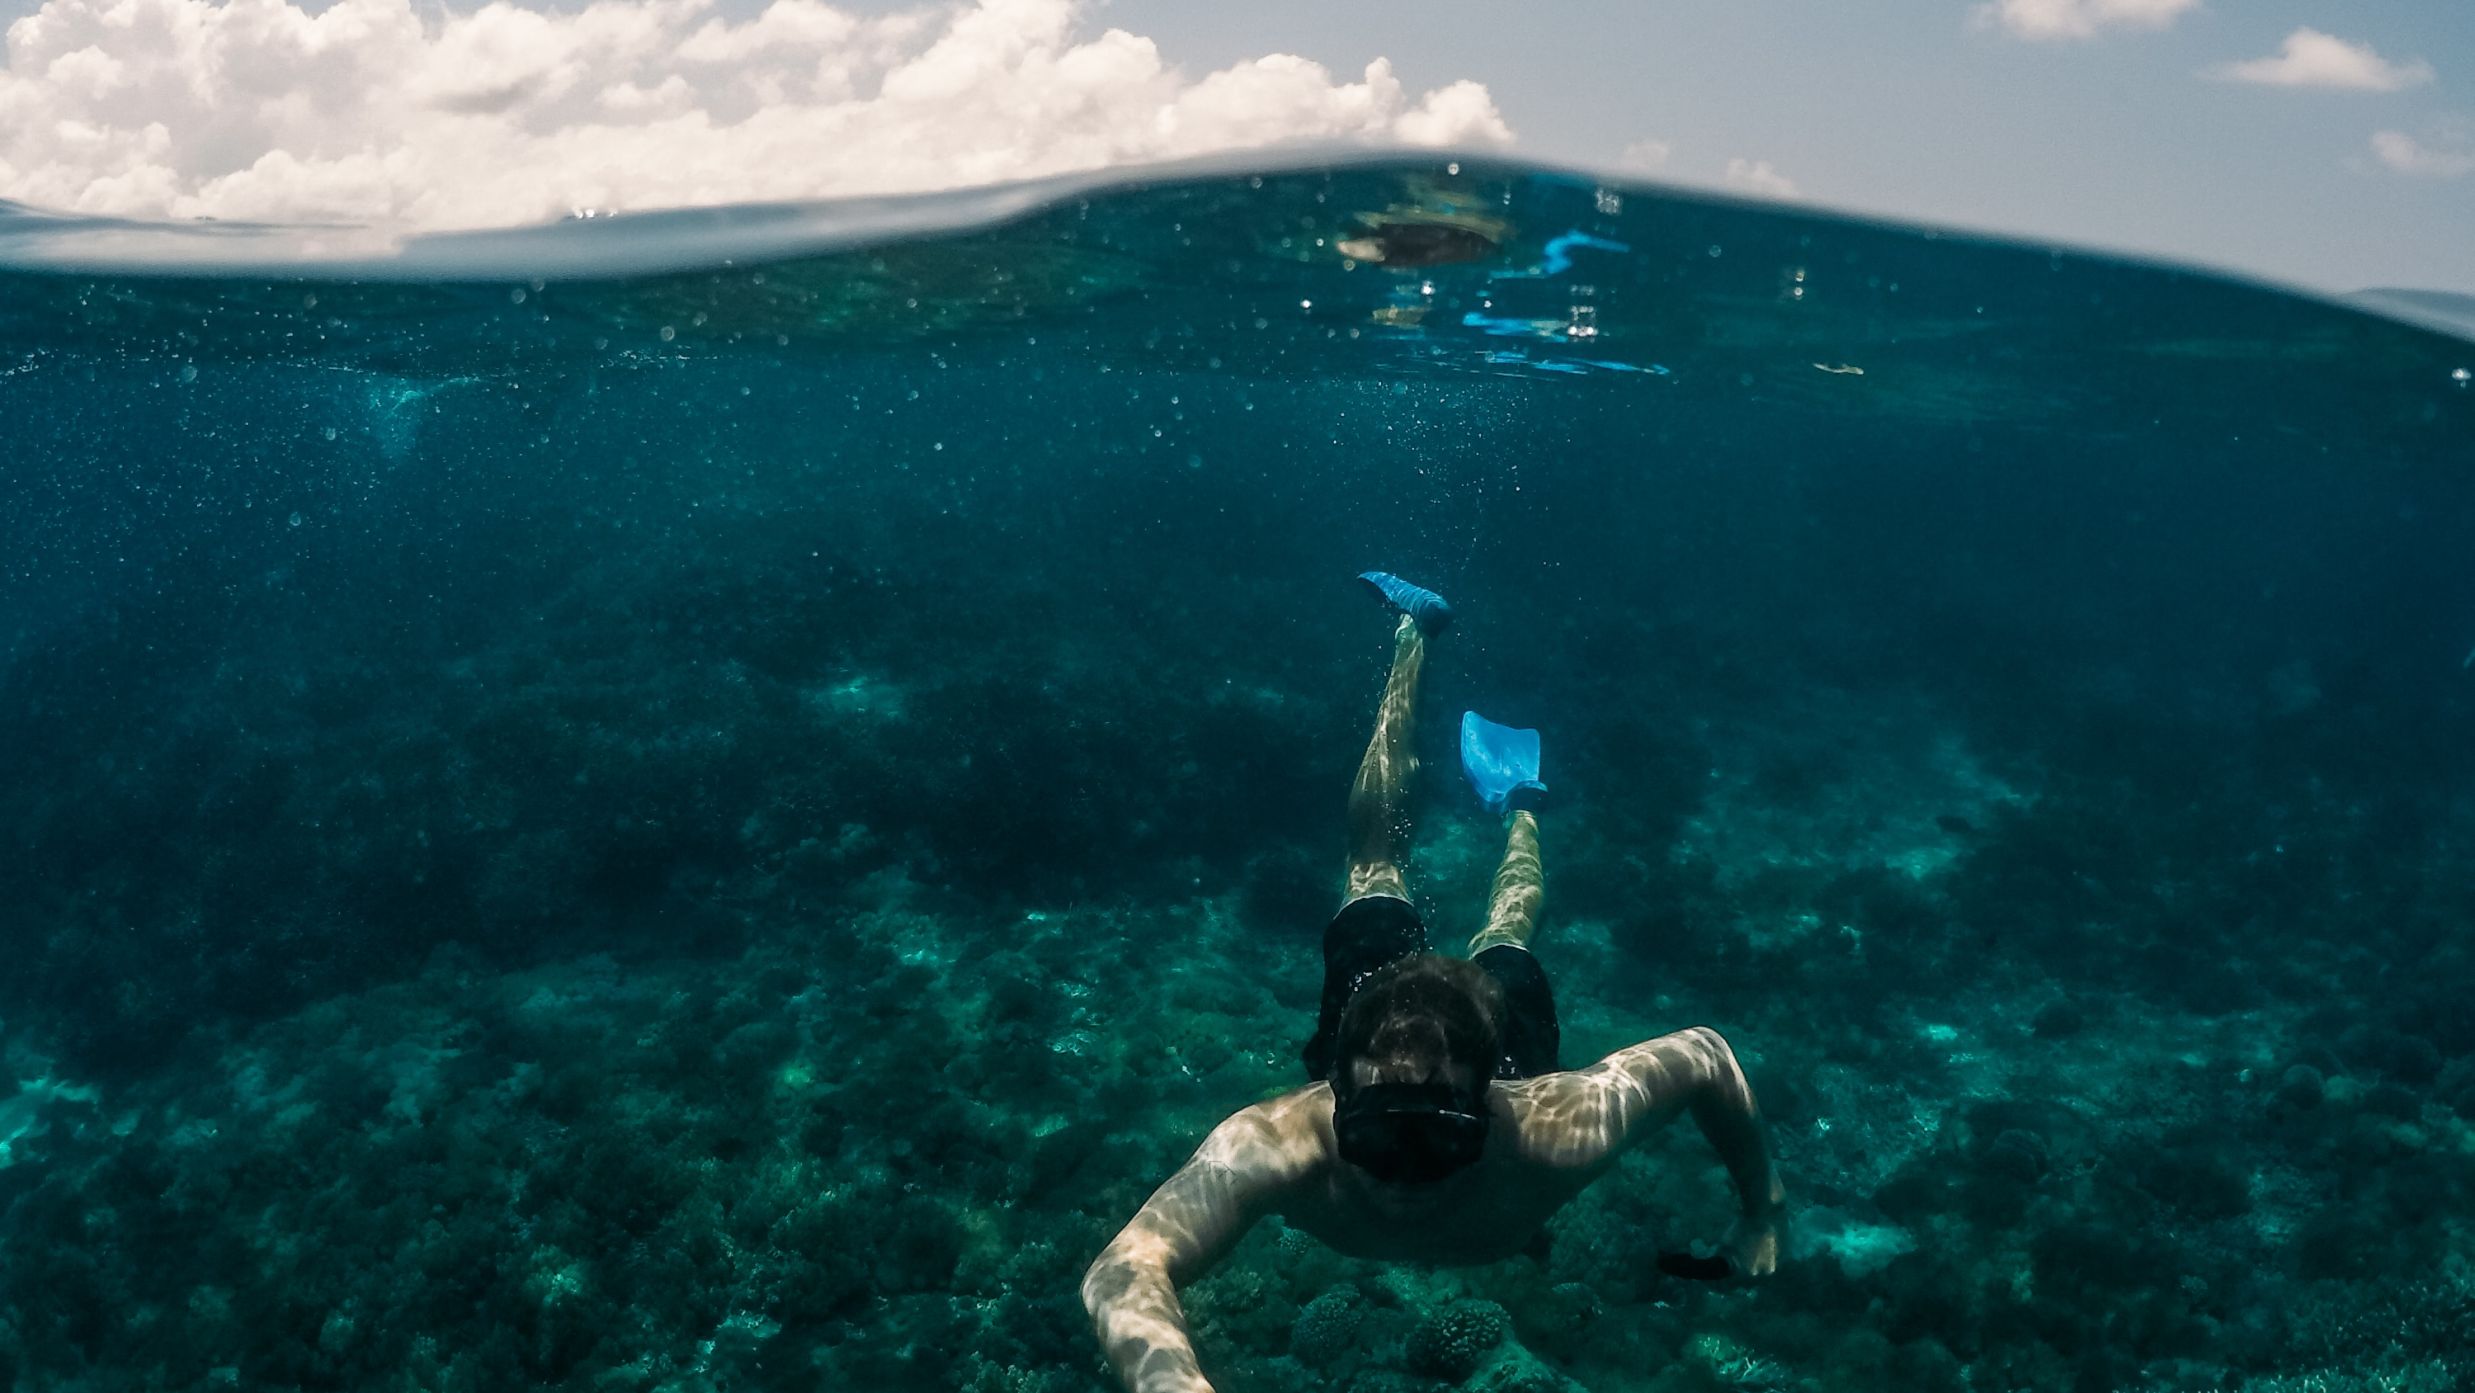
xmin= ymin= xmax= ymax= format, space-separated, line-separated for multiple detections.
xmin=1082 ymin=574 xmax=1786 ymax=1393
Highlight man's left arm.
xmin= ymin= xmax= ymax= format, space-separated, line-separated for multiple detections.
xmin=1543 ymin=1027 xmax=1785 ymax=1276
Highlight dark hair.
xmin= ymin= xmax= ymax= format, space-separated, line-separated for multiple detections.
xmin=1330 ymin=952 xmax=1504 ymax=1098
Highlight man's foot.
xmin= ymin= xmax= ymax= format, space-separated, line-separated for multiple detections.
xmin=1461 ymin=711 xmax=1547 ymax=816
xmin=1359 ymin=571 xmax=1454 ymax=636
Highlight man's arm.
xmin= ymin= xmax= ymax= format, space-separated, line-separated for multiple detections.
xmin=1081 ymin=1102 xmax=1311 ymax=1393
xmin=1621 ymin=1027 xmax=1783 ymax=1225
xmin=1530 ymin=1027 xmax=1785 ymax=1274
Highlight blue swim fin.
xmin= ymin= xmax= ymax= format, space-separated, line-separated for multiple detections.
xmin=1358 ymin=571 xmax=1454 ymax=636
xmin=1461 ymin=712 xmax=1547 ymax=815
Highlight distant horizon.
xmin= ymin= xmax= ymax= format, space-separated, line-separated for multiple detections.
xmin=1 ymin=0 xmax=2469 ymax=294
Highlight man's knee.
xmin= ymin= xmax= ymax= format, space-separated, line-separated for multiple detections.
xmin=1328 ymin=893 xmax=1425 ymax=964
xmin=1347 ymin=860 xmax=1409 ymax=903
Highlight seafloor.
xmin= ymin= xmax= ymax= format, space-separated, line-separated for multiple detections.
xmin=7 ymin=568 xmax=2472 ymax=1393
xmin=4 ymin=166 xmax=2474 ymax=1393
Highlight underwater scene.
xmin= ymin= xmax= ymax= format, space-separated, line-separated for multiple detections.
xmin=2 ymin=158 xmax=2473 ymax=1393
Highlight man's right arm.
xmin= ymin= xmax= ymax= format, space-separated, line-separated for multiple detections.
xmin=1081 ymin=1104 xmax=1307 ymax=1393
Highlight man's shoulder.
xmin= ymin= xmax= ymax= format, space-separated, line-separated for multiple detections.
xmin=1497 ymin=1067 xmax=1623 ymax=1129
xmin=1197 ymin=1084 xmax=1335 ymax=1184
xmin=1585 ymin=1027 xmax=1737 ymax=1086
xmin=1498 ymin=1036 xmax=1715 ymax=1171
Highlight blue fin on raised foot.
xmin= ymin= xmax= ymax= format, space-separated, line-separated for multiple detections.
xmin=1358 ymin=571 xmax=1454 ymax=636
xmin=1461 ymin=711 xmax=1547 ymax=815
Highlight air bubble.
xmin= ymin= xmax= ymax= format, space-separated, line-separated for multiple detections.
xmin=288 ymin=512 xmax=303 ymax=527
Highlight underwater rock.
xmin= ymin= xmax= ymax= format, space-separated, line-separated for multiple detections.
xmin=1023 ymin=1118 xmax=1107 ymax=1200
xmin=2359 ymin=1081 xmax=2423 ymax=1121
xmin=1683 ymin=1331 xmax=1788 ymax=1391
xmin=1406 ymin=1299 xmax=1509 ymax=1381
xmin=1980 ymin=1128 xmax=2051 ymax=1186
xmin=2123 ymin=1136 xmax=2252 ymax=1221
xmin=2275 ymin=1063 xmax=2326 ymax=1110
xmin=2029 ymin=997 xmax=2086 ymax=1039
xmin=1291 ymin=1286 xmax=1365 ymax=1367
xmin=1885 ymin=1336 xmax=1967 ymax=1393
xmin=1798 ymin=1208 xmax=1919 ymax=1278
xmin=2437 ymin=1059 xmax=2475 ymax=1117
xmin=1511 ymin=1281 xmax=1600 ymax=1351
xmin=2340 ymin=1026 xmax=2443 ymax=1086
xmin=1468 ymin=1343 xmax=1575 ymax=1393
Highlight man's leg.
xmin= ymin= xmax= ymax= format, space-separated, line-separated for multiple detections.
xmin=1304 ymin=601 xmax=1438 ymax=1081
xmin=1345 ymin=613 xmax=1425 ymax=903
xmin=1467 ymin=810 xmax=1541 ymax=954
xmin=1470 ymin=810 xmax=1559 ymax=1075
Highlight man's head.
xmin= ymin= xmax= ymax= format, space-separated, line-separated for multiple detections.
xmin=1329 ymin=953 xmax=1504 ymax=1184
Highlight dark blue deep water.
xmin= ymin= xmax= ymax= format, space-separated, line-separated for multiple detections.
xmin=2 ymin=160 xmax=2473 ymax=1393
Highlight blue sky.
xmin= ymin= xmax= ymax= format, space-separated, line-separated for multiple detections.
xmin=1062 ymin=0 xmax=2475 ymax=293
xmin=1 ymin=0 xmax=2467 ymax=291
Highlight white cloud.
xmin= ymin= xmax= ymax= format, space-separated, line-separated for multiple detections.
xmin=1971 ymin=0 xmax=2199 ymax=42
xmin=2371 ymin=131 xmax=2475 ymax=179
xmin=1721 ymin=158 xmax=1798 ymax=199
xmin=0 ymin=0 xmax=1514 ymax=231
xmin=1618 ymin=138 xmax=1671 ymax=172
xmin=2212 ymin=28 xmax=2433 ymax=91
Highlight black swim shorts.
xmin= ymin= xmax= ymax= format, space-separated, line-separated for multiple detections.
xmin=1300 ymin=894 xmax=1561 ymax=1083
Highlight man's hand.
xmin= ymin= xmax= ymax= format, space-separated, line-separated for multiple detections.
xmin=1720 ymin=1205 xmax=1783 ymax=1279
xmin=1654 ymin=1204 xmax=1784 ymax=1283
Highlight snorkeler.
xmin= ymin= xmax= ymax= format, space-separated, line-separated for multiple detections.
xmin=1081 ymin=573 xmax=1786 ymax=1393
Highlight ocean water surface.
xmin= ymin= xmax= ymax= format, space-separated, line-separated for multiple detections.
xmin=2 ymin=159 xmax=2472 ymax=1393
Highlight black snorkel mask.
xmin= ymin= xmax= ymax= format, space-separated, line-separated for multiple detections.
xmin=1334 ymin=1081 xmax=1491 ymax=1185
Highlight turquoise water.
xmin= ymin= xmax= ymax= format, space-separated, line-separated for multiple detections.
xmin=2 ymin=159 xmax=2472 ymax=1392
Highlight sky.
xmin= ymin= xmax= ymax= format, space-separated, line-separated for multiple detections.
xmin=0 ymin=0 xmax=2469 ymax=292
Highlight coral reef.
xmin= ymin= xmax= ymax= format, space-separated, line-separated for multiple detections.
xmin=1406 ymin=1299 xmax=1509 ymax=1380
xmin=1291 ymin=1287 xmax=1366 ymax=1368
